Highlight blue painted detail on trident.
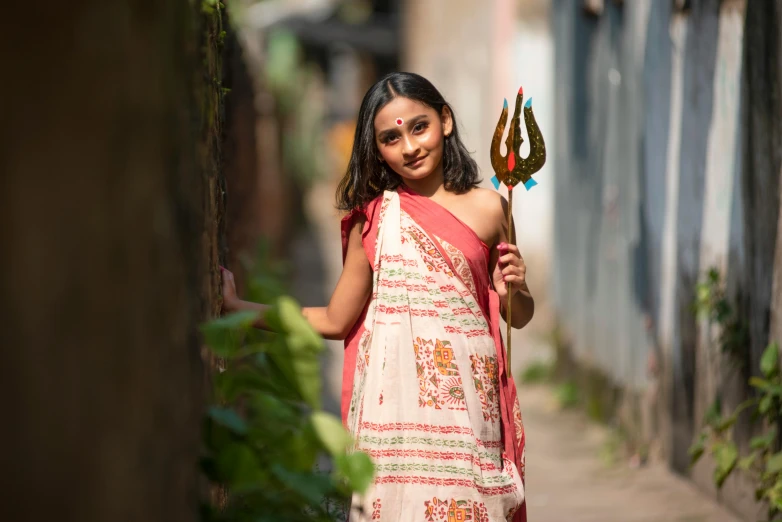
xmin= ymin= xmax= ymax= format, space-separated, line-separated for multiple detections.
xmin=524 ymin=98 xmax=532 ymax=109
xmin=490 ymin=175 xmax=501 ymax=190
xmin=523 ymin=177 xmax=538 ymax=190
xmin=503 ymin=98 xmax=508 ymax=109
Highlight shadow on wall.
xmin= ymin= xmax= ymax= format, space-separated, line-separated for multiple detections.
xmin=670 ymin=0 xmax=721 ymax=472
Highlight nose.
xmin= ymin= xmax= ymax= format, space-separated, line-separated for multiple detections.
xmin=401 ymin=133 xmax=420 ymax=157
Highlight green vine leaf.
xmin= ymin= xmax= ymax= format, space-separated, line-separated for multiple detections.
xmin=713 ymin=442 xmax=738 ymax=488
xmin=694 ymin=282 xmax=712 ymax=315
xmin=689 ymin=433 xmax=707 ymax=465
xmin=249 ymin=391 xmax=299 ymax=427
xmin=761 ymin=342 xmax=780 ymax=378
xmin=201 ymin=310 xmax=259 ymax=358
xmin=738 ymin=452 xmax=758 ymax=471
xmin=751 ymin=377 xmax=772 ymax=391
xmin=267 ymin=334 xmax=322 ymax=409
xmin=311 ymin=411 xmax=353 ymax=456
xmin=716 ymin=414 xmax=737 ymax=434
xmin=208 ymin=406 xmax=248 ymax=435
xmin=766 ymin=451 xmax=782 ymax=474
xmin=285 ymin=428 xmax=321 ymax=472
xmin=215 ymin=366 xmax=266 ymax=402
xmin=271 ymin=465 xmax=334 ymax=506
xmin=704 ymin=398 xmax=722 ymax=427
xmin=263 ymin=297 xmax=324 ymax=409
xmin=335 ymin=451 xmax=375 ymax=495
xmin=751 ymin=426 xmax=778 ymax=451
xmin=217 ymin=442 xmax=263 ymax=488
xmin=760 ymin=395 xmax=773 ymax=415
xmin=771 ymin=479 xmax=782 ymax=509
xmin=275 ymin=296 xmax=322 ymax=349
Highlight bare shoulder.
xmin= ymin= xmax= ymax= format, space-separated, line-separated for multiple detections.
xmin=463 ymin=187 xmax=506 ymax=222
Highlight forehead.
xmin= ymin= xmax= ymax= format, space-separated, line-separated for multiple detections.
xmin=374 ymin=97 xmax=437 ymax=130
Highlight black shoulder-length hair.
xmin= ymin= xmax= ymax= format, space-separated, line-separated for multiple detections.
xmin=336 ymin=72 xmax=481 ymax=211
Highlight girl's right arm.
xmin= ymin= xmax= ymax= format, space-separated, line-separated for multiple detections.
xmin=221 ymin=216 xmax=373 ymax=341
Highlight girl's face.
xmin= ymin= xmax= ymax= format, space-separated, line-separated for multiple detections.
xmin=374 ymin=96 xmax=453 ymax=183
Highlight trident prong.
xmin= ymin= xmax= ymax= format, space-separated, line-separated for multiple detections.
xmin=490 ymin=86 xmax=547 ymax=190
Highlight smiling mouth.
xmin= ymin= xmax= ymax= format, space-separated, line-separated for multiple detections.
xmin=405 ymin=155 xmax=428 ymax=167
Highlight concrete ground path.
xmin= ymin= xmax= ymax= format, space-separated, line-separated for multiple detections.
xmin=519 ymin=385 xmax=740 ymax=522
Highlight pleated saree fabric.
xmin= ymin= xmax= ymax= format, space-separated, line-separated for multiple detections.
xmin=340 ymin=187 xmax=527 ymax=522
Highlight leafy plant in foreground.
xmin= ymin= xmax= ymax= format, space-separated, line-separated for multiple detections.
xmin=200 ymin=260 xmax=373 ymax=522
xmin=690 ymin=268 xmax=782 ymax=520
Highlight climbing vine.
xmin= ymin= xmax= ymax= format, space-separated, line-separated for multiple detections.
xmin=692 ymin=267 xmax=749 ymax=366
xmin=689 ymin=341 xmax=781 ymax=518
xmin=195 ymin=2 xmax=371 ymax=519
xmin=690 ymin=268 xmax=782 ymax=520
xmin=200 ymin=253 xmax=374 ymax=521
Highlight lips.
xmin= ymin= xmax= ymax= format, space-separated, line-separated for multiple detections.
xmin=405 ymin=155 xmax=428 ymax=168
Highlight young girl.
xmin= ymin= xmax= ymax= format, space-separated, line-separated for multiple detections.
xmin=221 ymin=72 xmax=532 ymax=522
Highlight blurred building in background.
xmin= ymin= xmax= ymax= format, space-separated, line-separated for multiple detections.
xmin=404 ymin=0 xmax=556 ymax=359
xmin=551 ymin=1 xmax=781 ymax=518
xmin=221 ymin=0 xmax=401 ymax=289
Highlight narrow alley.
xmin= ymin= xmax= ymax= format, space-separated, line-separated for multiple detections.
xmin=292 ymin=178 xmax=740 ymax=522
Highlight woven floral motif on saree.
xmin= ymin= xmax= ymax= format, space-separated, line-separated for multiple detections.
xmin=345 ymin=191 xmax=525 ymax=521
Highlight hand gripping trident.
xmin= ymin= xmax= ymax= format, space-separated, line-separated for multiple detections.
xmin=489 ymin=86 xmax=547 ymax=374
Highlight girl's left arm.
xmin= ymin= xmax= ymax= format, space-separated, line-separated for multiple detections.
xmin=492 ymin=197 xmax=535 ymax=329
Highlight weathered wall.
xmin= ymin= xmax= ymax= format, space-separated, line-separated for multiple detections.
xmin=551 ymin=0 xmax=782 ymax=518
xmin=741 ymin=0 xmax=782 ymax=380
xmin=0 ymin=2 xmax=226 ymax=521
xmin=551 ymin=0 xmax=652 ymax=393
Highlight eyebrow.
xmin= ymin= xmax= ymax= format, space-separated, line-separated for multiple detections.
xmin=377 ymin=114 xmax=430 ymax=141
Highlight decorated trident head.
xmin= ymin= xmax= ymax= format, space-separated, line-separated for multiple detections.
xmin=489 ymin=86 xmax=546 ymax=190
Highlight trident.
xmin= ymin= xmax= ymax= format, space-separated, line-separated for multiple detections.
xmin=489 ymin=86 xmax=547 ymax=374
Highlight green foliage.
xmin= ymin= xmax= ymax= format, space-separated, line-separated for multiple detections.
xmin=520 ymin=360 xmax=553 ymax=384
xmin=690 ymin=269 xmax=782 ymax=518
xmin=690 ymin=268 xmax=782 ymax=519
xmin=693 ymin=267 xmax=749 ymax=366
xmin=200 ymin=258 xmax=374 ymax=521
xmin=689 ymin=343 xmax=782 ymax=517
xmin=555 ymin=381 xmax=580 ymax=409
xmin=598 ymin=428 xmax=627 ymax=468
xmin=585 ymin=395 xmax=605 ymax=423
xmin=264 ymin=29 xmax=326 ymax=185
xmin=202 ymin=0 xmax=227 ymax=15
